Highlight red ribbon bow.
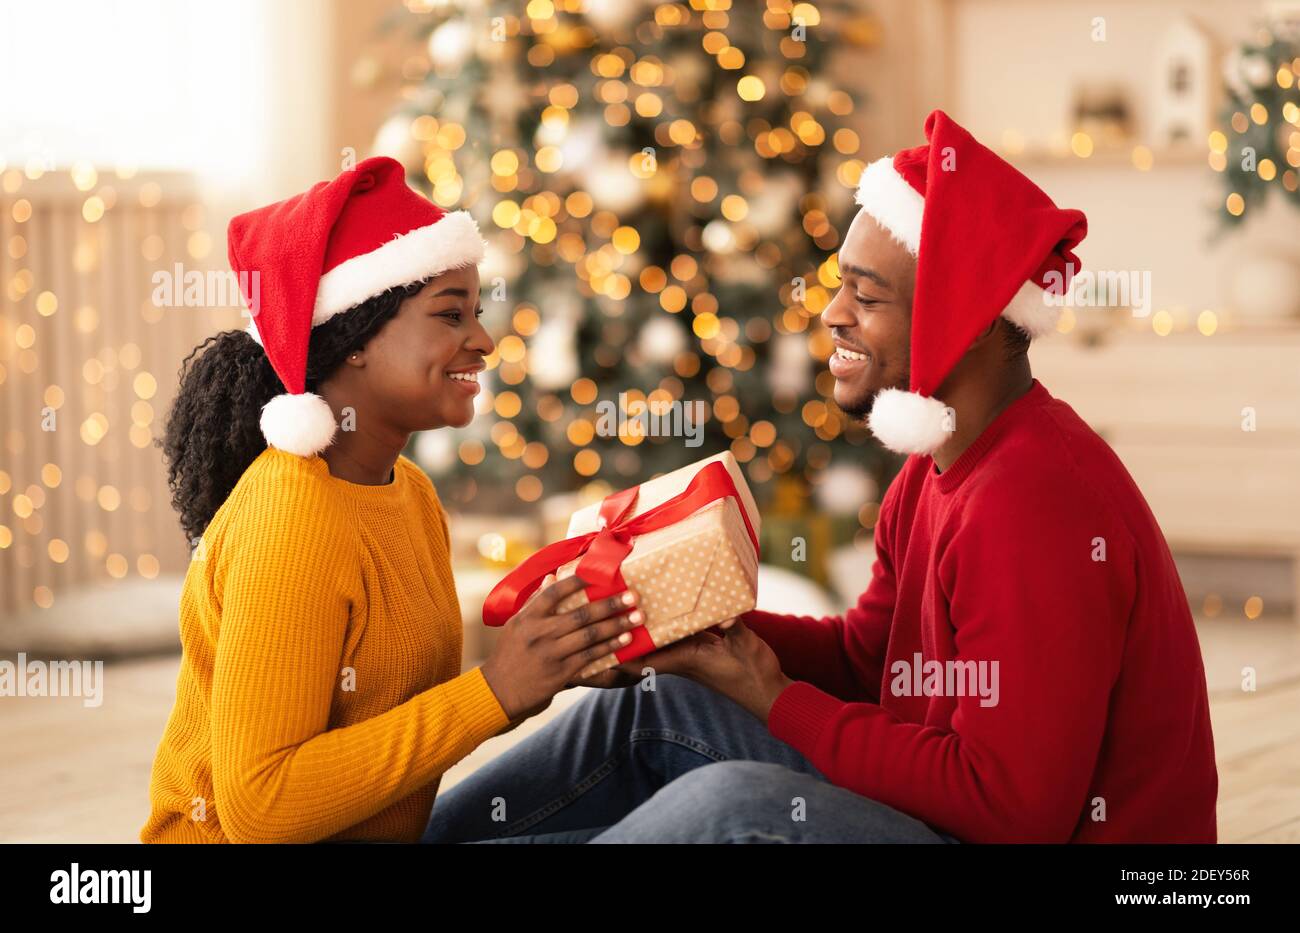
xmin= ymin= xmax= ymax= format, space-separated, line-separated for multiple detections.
xmin=482 ymin=461 xmax=759 ymax=658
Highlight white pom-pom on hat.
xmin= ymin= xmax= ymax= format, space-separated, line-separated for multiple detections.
xmin=260 ymin=392 xmax=337 ymax=457
xmin=866 ymin=388 xmax=952 ymax=456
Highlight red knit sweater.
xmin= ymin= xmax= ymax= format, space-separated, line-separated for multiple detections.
xmin=748 ymin=379 xmax=1218 ymax=843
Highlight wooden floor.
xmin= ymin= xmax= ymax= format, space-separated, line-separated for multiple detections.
xmin=1 ymin=617 xmax=1297 ymax=843
xmin=1211 ymin=680 xmax=1300 ymax=842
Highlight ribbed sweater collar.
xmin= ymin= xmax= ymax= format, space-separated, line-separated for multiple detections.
xmin=266 ymin=447 xmax=410 ymax=505
xmin=929 ymin=379 xmax=1049 ymax=494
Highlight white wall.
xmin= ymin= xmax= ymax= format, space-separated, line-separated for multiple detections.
xmin=0 ymin=0 xmax=334 ymax=206
xmin=870 ymin=0 xmax=1298 ymax=318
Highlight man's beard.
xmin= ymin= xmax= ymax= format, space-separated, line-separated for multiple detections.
xmin=837 ymin=362 xmax=910 ymax=422
xmin=838 ymin=391 xmax=877 ymax=421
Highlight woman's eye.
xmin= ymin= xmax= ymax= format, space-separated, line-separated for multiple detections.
xmin=855 ymin=295 xmax=880 ymax=308
xmin=436 ymin=310 xmax=460 ymax=321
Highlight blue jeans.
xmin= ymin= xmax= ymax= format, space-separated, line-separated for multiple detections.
xmin=421 ymin=674 xmax=958 ymax=844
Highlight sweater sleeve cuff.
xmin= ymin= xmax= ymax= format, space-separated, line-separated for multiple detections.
xmin=442 ymin=665 xmax=512 ymax=747
xmin=768 ymin=680 xmax=847 ymax=763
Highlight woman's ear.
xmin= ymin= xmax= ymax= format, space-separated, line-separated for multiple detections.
xmin=344 ymin=349 xmax=365 ymax=368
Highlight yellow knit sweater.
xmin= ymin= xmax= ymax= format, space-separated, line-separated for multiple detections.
xmin=140 ymin=446 xmax=510 ymax=843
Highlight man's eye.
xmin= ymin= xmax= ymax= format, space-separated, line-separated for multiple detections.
xmin=855 ymin=295 xmax=880 ymax=307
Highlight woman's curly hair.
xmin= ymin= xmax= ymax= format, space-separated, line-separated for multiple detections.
xmin=161 ymin=279 xmax=429 ymax=544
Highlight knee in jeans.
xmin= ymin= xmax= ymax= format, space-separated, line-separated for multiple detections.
xmin=572 ymin=678 xmax=646 ymax=728
xmin=577 ymin=673 xmax=729 ymax=739
xmin=586 ymin=672 xmax=705 ymax=710
xmin=650 ymin=761 xmax=809 ymax=839
xmin=669 ymin=760 xmax=797 ymax=803
xmin=637 ymin=672 xmax=719 ymax=707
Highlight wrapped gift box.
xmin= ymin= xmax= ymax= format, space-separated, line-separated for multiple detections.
xmin=560 ymin=452 xmax=760 ymax=677
xmin=482 ymin=452 xmax=761 ymax=679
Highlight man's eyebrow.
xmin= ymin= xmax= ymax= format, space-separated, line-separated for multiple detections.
xmin=839 ymin=262 xmax=891 ymax=290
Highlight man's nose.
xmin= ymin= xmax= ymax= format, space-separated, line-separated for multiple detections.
xmin=821 ymin=290 xmax=855 ymax=329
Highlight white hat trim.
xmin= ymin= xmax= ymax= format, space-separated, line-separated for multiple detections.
xmin=854 ymin=156 xmax=924 ymax=255
xmin=1000 ymin=277 xmax=1062 ymax=338
xmin=243 ymin=210 xmax=485 ymax=347
xmin=312 ymin=210 xmax=486 ymax=325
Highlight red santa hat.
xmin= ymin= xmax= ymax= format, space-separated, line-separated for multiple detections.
xmin=852 ymin=110 xmax=1087 ymax=455
xmin=229 ymin=155 xmax=486 ymax=457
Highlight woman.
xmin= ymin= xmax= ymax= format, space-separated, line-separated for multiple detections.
xmin=140 ymin=157 xmax=643 ymax=843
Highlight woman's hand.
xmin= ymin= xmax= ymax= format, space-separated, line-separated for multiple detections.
xmin=479 ymin=575 xmax=643 ymax=720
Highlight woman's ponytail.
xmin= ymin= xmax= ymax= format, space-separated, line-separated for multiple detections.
xmin=161 ymin=329 xmax=281 ymax=544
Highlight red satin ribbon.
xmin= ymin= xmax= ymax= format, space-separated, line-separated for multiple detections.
xmin=482 ymin=461 xmax=759 ymax=651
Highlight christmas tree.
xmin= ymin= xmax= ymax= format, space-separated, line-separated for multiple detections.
xmin=362 ymin=0 xmax=889 ymax=555
xmin=1215 ymin=21 xmax=1300 ymax=224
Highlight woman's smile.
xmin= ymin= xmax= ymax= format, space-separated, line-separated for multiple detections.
xmin=445 ymin=364 xmax=483 ymax=395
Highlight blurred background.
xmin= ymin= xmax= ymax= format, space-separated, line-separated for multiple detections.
xmin=1 ymin=0 xmax=1298 ymax=842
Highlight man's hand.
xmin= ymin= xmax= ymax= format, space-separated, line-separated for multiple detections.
xmin=620 ymin=619 xmax=794 ymax=724
xmin=562 ymin=620 xmax=744 ymax=692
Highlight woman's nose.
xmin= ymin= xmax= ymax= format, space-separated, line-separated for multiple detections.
xmin=467 ymin=318 xmax=495 ymax=356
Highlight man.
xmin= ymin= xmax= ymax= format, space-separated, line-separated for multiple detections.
xmin=422 ymin=110 xmax=1218 ymax=844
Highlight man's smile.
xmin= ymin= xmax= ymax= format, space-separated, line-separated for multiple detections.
xmin=829 ymin=339 xmax=872 ymax=377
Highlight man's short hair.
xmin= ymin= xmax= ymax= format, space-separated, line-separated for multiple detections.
xmin=1002 ymin=319 xmax=1031 ymax=359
